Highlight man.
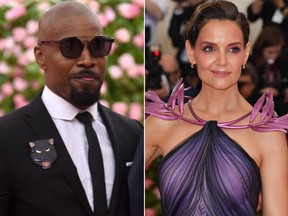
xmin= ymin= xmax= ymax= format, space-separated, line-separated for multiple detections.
xmin=0 ymin=2 xmax=143 ymax=216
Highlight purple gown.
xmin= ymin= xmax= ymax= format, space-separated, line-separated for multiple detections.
xmin=146 ymin=80 xmax=288 ymax=216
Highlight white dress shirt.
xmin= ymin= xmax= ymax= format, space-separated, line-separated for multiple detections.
xmin=41 ymin=86 xmax=115 ymax=210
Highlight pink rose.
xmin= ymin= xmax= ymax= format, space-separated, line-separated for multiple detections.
xmin=97 ymin=13 xmax=109 ymax=28
xmin=17 ymin=54 xmax=28 ymax=66
xmin=88 ymin=1 xmax=100 ymax=12
xmin=25 ymin=48 xmax=36 ymax=63
xmin=117 ymin=3 xmax=141 ymax=19
xmin=137 ymin=64 xmax=145 ymax=76
xmin=30 ymin=80 xmax=41 ymax=90
xmin=1 ymin=83 xmax=14 ymax=96
xmin=114 ymin=28 xmax=131 ymax=44
xmin=17 ymin=49 xmax=35 ymax=65
xmin=36 ymin=2 xmax=51 ymax=12
xmin=112 ymin=102 xmax=128 ymax=116
xmin=13 ymin=27 xmax=27 ymax=42
xmin=12 ymin=66 xmax=24 ymax=78
xmin=133 ymin=33 xmax=144 ymax=48
xmin=133 ymin=0 xmax=144 ymax=7
xmin=26 ymin=20 xmax=38 ymax=34
xmin=13 ymin=94 xmax=28 ymax=109
xmin=0 ymin=62 xmax=9 ymax=74
xmin=127 ymin=66 xmax=139 ymax=78
xmin=118 ymin=53 xmax=135 ymax=70
xmin=5 ymin=5 xmax=26 ymax=21
xmin=1 ymin=37 xmax=15 ymax=50
xmin=11 ymin=44 xmax=21 ymax=56
xmin=153 ymin=188 xmax=161 ymax=199
xmin=145 ymin=178 xmax=154 ymax=189
xmin=145 ymin=208 xmax=156 ymax=216
xmin=23 ymin=36 xmax=36 ymax=49
xmin=0 ymin=39 xmax=7 ymax=50
xmin=105 ymin=7 xmax=116 ymax=22
xmin=129 ymin=102 xmax=142 ymax=120
xmin=108 ymin=65 xmax=123 ymax=79
xmin=13 ymin=77 xmax=28 ymax=91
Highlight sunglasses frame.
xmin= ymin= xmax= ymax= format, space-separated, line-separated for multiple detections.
xmin=38 ymin=35 xmax=114 ymax=58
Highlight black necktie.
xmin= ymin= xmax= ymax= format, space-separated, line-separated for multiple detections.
xmin=76 ymin=112 xmax=107 ymax=216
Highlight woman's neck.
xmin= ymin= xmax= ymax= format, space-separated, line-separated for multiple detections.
xmin=191 ymin=84 xmax=251 ymax=117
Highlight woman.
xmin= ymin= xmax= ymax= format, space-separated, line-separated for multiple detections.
xmin=145 ymin=1 xmax=288 ymax=215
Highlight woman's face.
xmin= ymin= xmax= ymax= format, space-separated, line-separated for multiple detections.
xmin=186 ymin=19 xmax=250 ymax=91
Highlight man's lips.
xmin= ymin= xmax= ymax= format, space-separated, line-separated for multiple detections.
xmin=71 ymin=73 xmax=99 ymax=81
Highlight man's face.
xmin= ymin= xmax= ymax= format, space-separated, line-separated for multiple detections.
xmin=36 ymin=14 xmax=107 ymax=110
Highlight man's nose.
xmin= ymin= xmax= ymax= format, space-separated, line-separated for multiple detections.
xmin=76 ymin=43 xmax=96 ymax=67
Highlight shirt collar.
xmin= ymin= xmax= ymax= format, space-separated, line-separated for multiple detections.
xmin=41 ymin=85 xmax=98 ymax=121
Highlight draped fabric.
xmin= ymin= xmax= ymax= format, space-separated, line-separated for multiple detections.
xmin=145 ymin=79 xmax=288 ymax=216
xmin=158 ymin=121 xmax=260 ymax=216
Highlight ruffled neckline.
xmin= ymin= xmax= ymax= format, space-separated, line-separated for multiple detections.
xmin=145 ymin=79 xmax=288 ymax=133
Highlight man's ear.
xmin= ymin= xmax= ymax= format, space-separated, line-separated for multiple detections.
xmin=34 ymin=46 xmax=47 ymax=70
xmin=185 ymin=40 xmax=196 ymax=65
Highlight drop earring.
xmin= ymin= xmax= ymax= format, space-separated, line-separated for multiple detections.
xmin=242 ymin=64 xmax=246 ymax=69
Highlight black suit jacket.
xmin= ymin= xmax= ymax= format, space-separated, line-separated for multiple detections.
xmin=0 ymin=94 xmax=143 ymax=216
xmin=128 ymin=134 xmax=144 ymax=216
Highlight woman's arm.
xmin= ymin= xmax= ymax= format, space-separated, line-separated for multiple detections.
xmin=260 ymin=131 xmax=288 ymax=215
xmin=145 ymin=115 xmax=163 ymax=164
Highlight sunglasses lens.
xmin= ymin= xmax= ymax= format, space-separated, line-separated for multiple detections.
xmin=59 ymin=38 xmax=83 ymax=58
xmin=89 ymin=36 xmax=113 ymax=57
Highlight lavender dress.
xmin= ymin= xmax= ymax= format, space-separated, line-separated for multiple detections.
xmin=146 ymin=80 xmax=288 ymax=216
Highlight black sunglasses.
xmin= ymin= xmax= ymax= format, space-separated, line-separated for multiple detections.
xmin=38 ymin=36 xmax=114 ymax=58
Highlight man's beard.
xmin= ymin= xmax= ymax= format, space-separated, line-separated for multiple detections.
xmin=70 ymin=84 xmax=101 ymax=108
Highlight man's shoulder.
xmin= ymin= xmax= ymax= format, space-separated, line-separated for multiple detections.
xmin=0 ymin=95 xmax=42 ymax=126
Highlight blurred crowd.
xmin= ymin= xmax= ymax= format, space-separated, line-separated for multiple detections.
xmin=145 ymin=0 xmax=288 ymax=116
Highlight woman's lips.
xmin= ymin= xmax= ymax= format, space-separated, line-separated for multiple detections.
xmin=211 ymin=70 xmax=231 ymax=78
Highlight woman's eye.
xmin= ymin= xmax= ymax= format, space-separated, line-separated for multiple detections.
xmin=229 ymin=47 xmax=240 ymax=53
xmin=203 ymin=46 xmax=214 ymax=52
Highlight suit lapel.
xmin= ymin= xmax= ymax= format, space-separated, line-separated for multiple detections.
xmin=98 ymin=104 xmax=126 ymax=216
xmin=26 ymin=95 xmax=94 ymax=216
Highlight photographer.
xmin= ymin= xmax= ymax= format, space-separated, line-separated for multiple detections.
xmin=168 ymin=0 xmax=206 ymax=79
xmin=145 ymin=45 xmax=170 ymax=99
xmin=247 ymin=0 xmax=288 ymax=49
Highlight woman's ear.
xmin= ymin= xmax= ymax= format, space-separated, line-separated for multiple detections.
xmin=243 ymin=42 xmax=251 ymax=65
xmin=185 ymin=40 xmax=196 ymax=65
xmin=34 ymin=46 xmax=47 ymax=70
